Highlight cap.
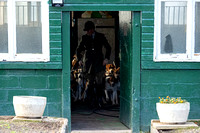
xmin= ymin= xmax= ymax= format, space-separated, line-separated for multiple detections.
xmin=83 ymin=21 xmax=95 ymax=31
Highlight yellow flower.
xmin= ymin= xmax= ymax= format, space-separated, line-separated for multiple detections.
xmin=158 ymin=96 xmax=187 ymax=104
xmin=159 ymin=97 xmax=161 ymax=99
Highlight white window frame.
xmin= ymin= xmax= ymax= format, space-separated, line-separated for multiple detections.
xmin=0 ymin=0 xmax=49 ymax=62
xmin=154 ymin=0 xmax=200 ymax=62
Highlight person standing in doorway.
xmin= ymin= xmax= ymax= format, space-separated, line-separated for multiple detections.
xmin=77 ymin=21 xmax=111 ymax=108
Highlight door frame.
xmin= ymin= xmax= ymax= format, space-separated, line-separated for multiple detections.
xmin=61 ymin=8 xmax=141 ymax=132
xmin=131 ymin=11 xmax=141 ymax=132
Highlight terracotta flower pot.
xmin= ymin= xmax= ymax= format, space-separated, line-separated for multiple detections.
xmin=13 ymin=96 xmax=47 ymax=118
xmin=156 ymin=102 xmax=190 ymax=124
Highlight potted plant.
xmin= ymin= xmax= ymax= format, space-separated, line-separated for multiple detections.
xmin=13 ymin=96 xmax=47 ymax=118
xmin=156 ymin=96 xmax=190 ymax=124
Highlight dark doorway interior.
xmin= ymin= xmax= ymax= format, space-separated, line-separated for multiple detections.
xmin=70 ymin=11 xmax=120 ymax=66
xmin=70 ymin=11 xmax=130 ymax=132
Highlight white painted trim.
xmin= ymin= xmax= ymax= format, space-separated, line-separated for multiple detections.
xmin=12 ymin=0 xmax=17 ymax=59
xmin=154 ymin=0 xmax=200 ymax=62
xmin=186 ymin=0 xmax=193 ymax=59
xmin=0 ymin=54 xmax=11 ymax=61
xmin=0 ymin=0 xmax=50 ymax=62
xmin=192 ymin=0 xmax=200 ymax=60
xmin=154 ymin=0 xmax=160 ymax=61
xmin=42 ymin=0 xmax=50 ymax=61
xmin=13 ymin=54 xmax=50 ymax=62
xmin=8 ymin=0 xmax=14 ymax=58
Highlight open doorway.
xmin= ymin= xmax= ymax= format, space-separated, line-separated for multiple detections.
xmin=70 ymin=11 xmax=132 ymax=132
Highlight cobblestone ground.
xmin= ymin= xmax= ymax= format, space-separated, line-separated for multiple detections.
xmin=0 ymin=116 xmax=65 ymax=133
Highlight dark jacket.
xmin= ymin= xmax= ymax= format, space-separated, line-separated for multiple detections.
xmin=77 ymin=31 xmax=111 ymax=73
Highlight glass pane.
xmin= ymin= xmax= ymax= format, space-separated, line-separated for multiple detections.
xmin=16 ymin=1 xmax=42 ymax=54
xmin=0 ymin=1 xmax=8 ymax=53
xmin=195 ymin=2 xmax=200 ymax=53
xmin=161 ymin=2 xmax=187 ymax=54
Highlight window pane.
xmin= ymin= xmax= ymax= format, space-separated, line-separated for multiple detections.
xmin=161 ymin=2 xmax=187 ymax=54
xmin=16 ymin=2 xmax=42 ymax=54
xmin=195 ymin=2 xmax=200 ymax=53
xmin=0 ymin=1 xmax=8 ymax=53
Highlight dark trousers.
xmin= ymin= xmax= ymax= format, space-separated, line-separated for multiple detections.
xmin=84 ymin=70 xmax=105 ymax=108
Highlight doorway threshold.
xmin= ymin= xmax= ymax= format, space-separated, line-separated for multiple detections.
xmin=71 ymin=130 xmax=132 ymax=133
xmin=71 ymin=109 xmax=131 ymax=133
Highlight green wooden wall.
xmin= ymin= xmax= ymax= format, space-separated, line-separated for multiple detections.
xmin=0 ymin=0 xmax=200 ymax=132
xmin=0 ymin=10 xmax=63 ymax=117
xmin=64 ymin=0 xmax=154 ymax=4
xmin=0 ymin=70 xmax=62 ymax=117
xmin=141 ymin=10 xmax=200 ymax=131
xmin=140 ymin=70 xmax=200 ymax=131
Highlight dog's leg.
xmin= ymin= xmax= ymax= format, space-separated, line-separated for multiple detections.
xmin=78 ymin=85 xmax=82 ymax=100
xmin=81 ymin=81 xmax=89 ymax=101
xmin=114 ymin=90 xmax=118 ymax=105
xmin=112 ymin=90 xmax=116 ymax=105
xmin=74 ymin=87 xmax=78 ymax=102
xmin=111 ymin=92 xmax=115 ymax=105
xmin=104 ymin=89 xmax=109 ymax=101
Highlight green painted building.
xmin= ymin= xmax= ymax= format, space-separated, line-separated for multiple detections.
xmin=0 ymin=0 xmax=200 ymax=132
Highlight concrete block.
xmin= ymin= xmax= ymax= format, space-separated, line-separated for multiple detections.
xmin=8 ymin=90 xmax=34 ymax=102
xmin=151 ymin=119 xmax=198 ymax=133
xmin=34 ymin=90 xmax=61 ymax=103
xmin=21 ymin=76 xmax=47 ymax=89
xmin=49 ymin=76 xmax=62 ymax=89
xmin=0 ymin=76 xmax=19 ymax=88
xmin=0 ymin=90 xmax=7 ymax=101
